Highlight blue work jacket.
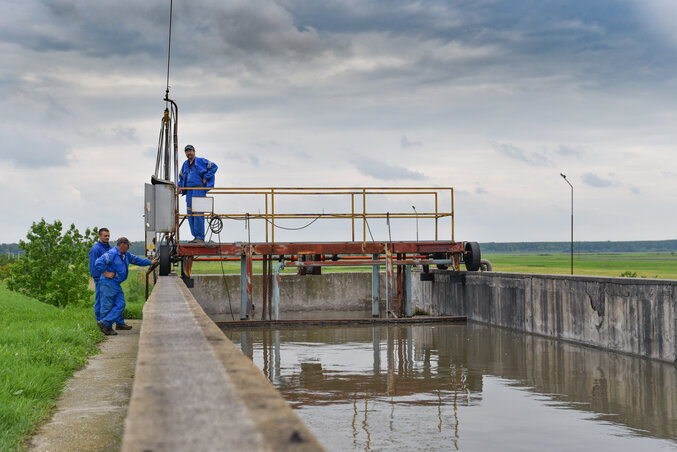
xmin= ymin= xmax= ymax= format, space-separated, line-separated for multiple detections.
xmin=179 ymin=157 xmax=217 ymax=198
xmin=95 ymin=247 xmax=152 ymax=284
xmin=89 ymin=240 xmax=111 ymax=280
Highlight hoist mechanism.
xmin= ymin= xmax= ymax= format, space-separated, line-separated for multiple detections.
xmin=144 ymin=0 xmax=180 ymax=269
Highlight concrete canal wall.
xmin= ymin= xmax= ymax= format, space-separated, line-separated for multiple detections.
xmin=189 ymin=271 xmax=677 ymax=362
xmin=122 ymin=275 xmax=323 ymax=452
xmin=189 ymin=273 xmax=386 ymax=320
xmin=413 ymin=271 xmax=677 ymax=363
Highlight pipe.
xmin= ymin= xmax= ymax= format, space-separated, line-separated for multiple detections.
xmin=273 ymin=260 xmax=286 ymax=321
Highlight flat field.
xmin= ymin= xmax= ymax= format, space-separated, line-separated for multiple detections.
xmin=181 ymin=252 xmax=677 ymax=279
xmin=484 ymin=252 xmax=677 ymax=279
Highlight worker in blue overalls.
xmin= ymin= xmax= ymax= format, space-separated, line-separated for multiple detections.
xmin=95 ymin=237 xmax=157 ymax=336
xmin=88 ymin=227 xmax=111 ymax=322
xmin=178 ymin=144 xmax=218 ymax=243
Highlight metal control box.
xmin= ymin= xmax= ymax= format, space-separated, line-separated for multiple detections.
xmin=144 ymin=183 xmax=176 ymax=233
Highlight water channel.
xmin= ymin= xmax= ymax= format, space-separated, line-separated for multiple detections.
xmin=222 ymin=321 xmax=677 ymax=451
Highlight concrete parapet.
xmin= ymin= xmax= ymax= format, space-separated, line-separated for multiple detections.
xmin=413 ymin=271 xmax=677 ymax=363
xmin=122 ymin=275 xmax=323 ymax=452
xmin=190 ymin=273 xmax=386 ymax=320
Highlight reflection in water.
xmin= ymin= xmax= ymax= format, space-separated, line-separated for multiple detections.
xmin=224 ymin=323 xmax=677 ymax=452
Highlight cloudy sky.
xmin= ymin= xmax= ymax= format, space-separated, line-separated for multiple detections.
xmin=1 ymin=0 xmax=676 ymax=244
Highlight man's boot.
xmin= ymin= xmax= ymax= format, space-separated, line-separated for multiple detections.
xmin=116 ymin=323 xmax=132 ymax=330
xmin=97 ymin=321 xmax=118 ymax=336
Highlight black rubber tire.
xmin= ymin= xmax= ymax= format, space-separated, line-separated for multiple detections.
xmin=464 ymin=242 xmax=481 ymax=271
xmin=433 ymin=252 xmax=448 ymax=270
xmin=159 ymin=245 xmax=171 ymax=276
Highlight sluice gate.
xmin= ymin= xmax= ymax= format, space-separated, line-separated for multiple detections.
xmin=145 ymin=186 xmax=483 ymax=322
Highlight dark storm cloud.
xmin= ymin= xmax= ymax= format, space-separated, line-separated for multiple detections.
xmin=350 ymin=155 xmax=426 ymax=181
xmin=582 ymin=172 xmax=613 ymax=188
xmin=493 ymin=143 xmax=553 ymax=167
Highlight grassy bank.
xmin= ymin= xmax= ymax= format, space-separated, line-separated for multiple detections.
xmin=0 ymin=285 xmax=102 ymax=451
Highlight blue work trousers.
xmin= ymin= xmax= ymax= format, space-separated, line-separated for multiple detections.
xmin=186 ymin=194 xmax=205 ymax=240
xmin=99 ymin=279 xmax=127 ymax=328
xmin=94 ymin=279 xmax=102 ymax=321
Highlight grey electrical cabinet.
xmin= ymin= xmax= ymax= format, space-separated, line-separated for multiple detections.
xmin=144 ymin=183 xmax=176 ymax=233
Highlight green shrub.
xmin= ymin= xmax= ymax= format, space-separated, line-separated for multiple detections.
xmin=7 ymin=220 xmax=97 ymax=307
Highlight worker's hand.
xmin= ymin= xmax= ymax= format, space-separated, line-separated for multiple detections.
xmin=202 ymin=178 xmax=206 ymax=185
xmin=151 ymin=258 xmax=159 ymax=265
xmin=177 ymin=187 xmax=182 ymax=194
xmin=103 ymin=271 xmax=115 ymax=279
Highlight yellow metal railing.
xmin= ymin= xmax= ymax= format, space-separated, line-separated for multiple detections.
xmin=179 ymin=187 xmax=454 ymax=245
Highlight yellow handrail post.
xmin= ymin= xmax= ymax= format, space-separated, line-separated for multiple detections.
xmin=362 ymin=188 xmax=367 ymax=248
xmin=265 ymin=192 xmax=269 ymax=243
xmin=434 ymin=192 xmax=438 ymax=240
xmin=271 ymin=188 xmax=275 ymax=244
xmin=451 ymin=188 xmax=454 ymax=242
xmin=351 ymin=193 xmax=355 ymax=242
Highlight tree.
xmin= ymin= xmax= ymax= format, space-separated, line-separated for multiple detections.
xmin=7 ymin=219 xmax=97 ymax=307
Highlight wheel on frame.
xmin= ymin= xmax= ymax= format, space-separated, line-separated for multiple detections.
xmin=159 ymin=244 xmax=171 ymax=276
xmin=464 ymin=242 xmax=481 ymax=271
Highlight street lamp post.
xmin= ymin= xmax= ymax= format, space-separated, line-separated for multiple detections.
xmin=560 ymin=173 xmax=573 ymax=275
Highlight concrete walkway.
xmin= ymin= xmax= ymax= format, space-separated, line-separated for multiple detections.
xmin=27 ymin=319 xmax=141 ymax=452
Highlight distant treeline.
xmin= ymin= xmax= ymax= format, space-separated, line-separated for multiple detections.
xmin=2 ymin=240 xmax=677 ymax=256
xmin=480 ymin=240 xmax=677 ymax=254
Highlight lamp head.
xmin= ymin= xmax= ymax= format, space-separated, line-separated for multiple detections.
xmin=560 ymin=173 xmax=566 ymax=179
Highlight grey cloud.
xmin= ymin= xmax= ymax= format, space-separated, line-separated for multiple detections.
xmin=493 ymin=143 xmax=553 ymax=167
xmin=401 ymin=136 xmax=421 ymax=149
xmin=557 ymin=145 xmax=583 ymax=158
xmin=582 ymin=172 xmax=613 ymax=188
xmin=630 ymin=186 xmax=640 ymax=195
xmin=111 ymin=126 xmax=138 ymax=142
xmin=351 ymin=155 xmax=426 ymax=181
xmin=0 ymin=125 xmax=69 ymax=168
xmin=249 ymin=154 xmax=260 ymax=166
xmin=475 ymin=187 xmax=488 ymax=195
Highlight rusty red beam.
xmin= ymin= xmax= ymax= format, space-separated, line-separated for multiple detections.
xmin=177 ymin=241 xmax=463 ymax=257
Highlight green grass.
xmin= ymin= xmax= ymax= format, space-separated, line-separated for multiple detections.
xmin=0 ymin=284 xmax=102 ymax=451
xmin=484 ymin=252 xmax=677 ymax=279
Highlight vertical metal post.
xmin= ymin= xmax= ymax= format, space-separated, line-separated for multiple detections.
xmin=372 ymin=253 xmax=380 ymax=317
xmin=262 ymin=255 xmax=267 ymax=320
xmin=362 ymin=188 xmax=367 ymax=247
xmin=351 ymin=193 xmax=355 ymax=242
xmin=273 ymin=261 xmax=285 ymax=321
xmin=240 ymin=254 xmax=247 ymax=320
xmin=405 ymin=264 xmax=412 ymax=317
xmin=560 ymin=174 xmax=574 ymax=275
xmin=385 ymin=245 xmax=394 ymax=317
xmin=271 ymin=188 xmax=275 ymax=244
xmin=451 ymin=188 xmax=454 ymax=242
xmin=434 ymin=192 xmax=438 ymax=240
xmin=246 ymin=245 xmax=253 ymax=316
xmin=265 ymin=193 xmax=268 ymax=242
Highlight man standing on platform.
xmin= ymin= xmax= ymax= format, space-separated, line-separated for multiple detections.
xmin=178 ymin=144 xmax=218 ymax=243
xmin=88 ymin=227 xmax=111 ymax=323
xmin=95 ymin=237 xmax=157 ymax=336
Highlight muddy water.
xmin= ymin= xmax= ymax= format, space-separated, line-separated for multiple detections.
xmin=223 ymin=322 xmax=677 ymax=452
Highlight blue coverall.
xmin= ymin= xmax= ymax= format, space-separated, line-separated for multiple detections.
xmin=88 ymin=240 xmax=111 ymax=321
xmin=178 ymin=157 xmax=218 ymax=240
xmin=94 ymin=247 xmax=152 ymax=328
